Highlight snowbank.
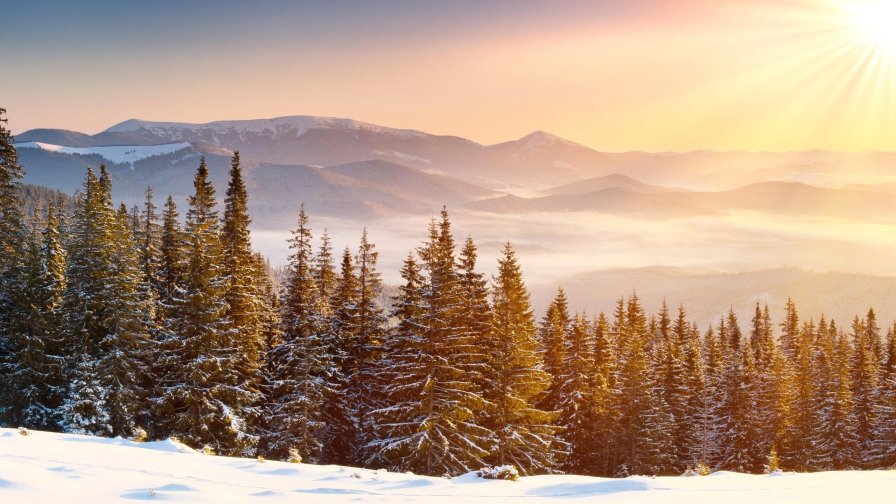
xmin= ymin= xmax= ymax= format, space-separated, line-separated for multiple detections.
xmin=0 ymin=428 xmax=894 ymax=503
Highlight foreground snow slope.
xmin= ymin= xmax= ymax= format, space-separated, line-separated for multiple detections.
xmin=0 ymin=428 xmax=893 ymax=503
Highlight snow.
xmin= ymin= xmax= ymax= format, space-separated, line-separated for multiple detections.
xmin=103 ymin=116 xmax=428 ymax=141
xmin=13 ymin=142 xmax=192 ymax=164
xmin=2 ymin=428 xmax=895 ymax=503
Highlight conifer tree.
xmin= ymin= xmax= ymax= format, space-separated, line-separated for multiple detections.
xmin=486 ymin=242 xmax=561 ymax=475
xmin=0 ymin=107 xmax=27 ymax=410
xmin=158 ymin=195 xmax=183 ymax=309
xmin=0 ymin=207 xmax=66 ymax=429
xmin=555 ymin=314 xmax=597 ymax=473
xmin=538 ymin=288 xmax=570 ymax=413
xmin=852 ymin=311 xmax=881 ymax=465
xmin=873 ymin=322 xmax=896 ymax=467
xmin=352 ymin=229 xmax=388 ymax=460
xmin=265 ymin=206 xmax=328 ymax=461
xmin=158 ymin=158 xmax=255 ymax=454
xmin=611 ymin=294 xmax=664 ymax=475
xmin=61 ymin=167 xmax=152 ymax=437
xmin=456 ymin=236 xmax=493 ymax=412
xmin=221 ymin=152 xmax=267 ymax=441
xmin=591 ymin=312 xmax=616 ymax=476
xmin=371 ymin=213 xmax=490 ymax=475
xmin=325 ymin=246 xmax=360 ymax=464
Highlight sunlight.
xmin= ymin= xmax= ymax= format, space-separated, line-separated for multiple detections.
xmin=846 ymin=0 xmax=896 ymax=53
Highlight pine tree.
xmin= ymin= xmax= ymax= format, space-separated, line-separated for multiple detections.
xmin=611 ymin=294 xmax=665 ymax=475
xmin=456 ymin=236 xmax=493 ymax=416
xmin=158 ymin=157 xmax=255 ymax=454
xmin=352 ymin=229 xmax=388 ymax=461
xmin=158 ymin=195 xmax=183 ymax=309
xmin=555 ymin=314 xmax=596 ymax=473
xmin=265 ymin=206 xmax=328 ymax=461
xmin=591 ymin=312 xmax=616 ymax=476
xmin=852 ymin=311 xmax=880 ymax=465
xmin=486 ymin=242 xmax=561 ymax=475
xmin=61 ymin=167 xmax=151 ymax=437
xmin=221 ymin=151 xmax=266 ymax=444
xmin=0 ymin=107 xmax=27 ymax=417
xmin=370 ymin=213 xmax=490 ymax=476
xmin=0 ymin=107 xmax=24 ymax=278
xmin=873 ymin=322 xmax=896 ymax=467
xmin=538 ymin=288 xmax=570 ymax=413
xmin=0 ymin=207 xmax=67 ymax=429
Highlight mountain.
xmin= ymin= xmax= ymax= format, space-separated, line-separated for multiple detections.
xmin=14 ymin=142 xmax=496 ymax=227
xmin=14 ymin=116 xmax=642 ymax=189
xmin=541 ymin=173 xmax=686 ymax=196
xmin=471 ymin=181 xmax=896 ymax=219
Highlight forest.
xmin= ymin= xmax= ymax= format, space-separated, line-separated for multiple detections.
xmin=1 ymin=108 xmax=896 ymax=477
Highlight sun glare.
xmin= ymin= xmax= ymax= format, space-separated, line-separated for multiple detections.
xmin=846 ymin=0 xmax=896 ymax=53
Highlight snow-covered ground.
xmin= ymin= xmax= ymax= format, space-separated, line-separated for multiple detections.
xmin=1 ymin=428 xmax=893 ymax=503
xmin=14 ymin=142 xmax=192 ymax=164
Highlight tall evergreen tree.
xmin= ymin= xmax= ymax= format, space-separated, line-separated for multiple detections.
xmin=0 ymin=206 xmax=66 ymax=429
xmin=158 ymin=158 xmax=255 ymax=454
xmin=221 ymin=151 xmax=267 ymax=442
xmin=538 ymin=288 xmax=570 ymax=413
xmin=265 ymin=206 xmax=328 ymax=461
xmin=555 ymin=314 xmax=596 ymax=473
xmin=486 ymin=242 xmax=561 ymax=475
xmin=61 ymin=167 xmax=151 ymax=437
xmin=370 ymin=213 xmax=490 ymax=475
xmin=0 ymin=107 xmax=27 ymax=411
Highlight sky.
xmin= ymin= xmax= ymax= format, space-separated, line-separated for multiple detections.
xmin=2 ymin=0 xmax=895 ymax=151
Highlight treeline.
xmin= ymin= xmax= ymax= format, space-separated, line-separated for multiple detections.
xmin=1 ymin=108 xmax=896 ymax=477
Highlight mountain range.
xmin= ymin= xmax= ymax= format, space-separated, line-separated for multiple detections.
xmin=12 ymin=115 xmax=896 ymax=228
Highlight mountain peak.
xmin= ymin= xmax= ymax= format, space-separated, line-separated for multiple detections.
xmin=518 ymin=130 xmax=581 ymax=148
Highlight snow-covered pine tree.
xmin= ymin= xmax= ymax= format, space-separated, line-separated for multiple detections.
xmin=851 ymin=311 xmax=880 ymax=466
xmin=158 ymin=157 xmax=255 ymax=454
xmin=61 ymin=167 xmax=151 ymax=437
xmin=353 ymin=229 xmax=388 ymax=461
xmin=873 ymin=322 xmax=896 ymax=467
xmin=371 ymin=213 xmax=491 ymax=476
xmin=611 ymin=294 xmax=668 ymax=475
xmin=555 ymin=314 xmax=596 ymax=474
xmin=781 ymin=319 xmax=818 ymax=471
xmin=158 ymin=195 xmax=183 ymax=310
xmin=221 ymin=152 xmax=267 ymax=445
xmin=537 ymin=288 xmax=570 ymax=414
xmin=591 ymin=312 xmax=616 ymax=476
xmin=485 ymin=242 xmax=562 ymax=475
xmin=264 ymin=205 xmax=328 ymax=462
xmin=100 ymin=203 xmax=155 ymax=436
xmin=0 ymin=107 xmax=27 ymax=420
xmin=715 ymin=309 xmax=762 ymax=472
xmin=0 ymin=206 xmax=67 ymax=430
xmin=455 ymin=236 xmax=493 ymax=424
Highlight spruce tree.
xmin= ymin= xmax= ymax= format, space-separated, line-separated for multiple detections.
xmin=353 ymin=229 xmax=388 ymax=461
xmin=0 ymin=107 xmax=27 ymax=415
xmin=370 ymin=213 xmax=490 ymax=476
xmin=158 ymin=157 xmax=255 ymax=454
xmin=0 ymin=207 xmax=66 ymax=429
xmin=221 ymin=151 xmax=266 ymax=443
xmin=555 ymin=314 xmax=596 ymax=473
xmin=61 ymin=167 xmax=151 ymax=437
xmin=538 ymin=288 xmax=570 ymax=413
xmin=265 ymin=206 xmax=328 ymax=461
xmin=486 ymin=242 xmax=561 ymax=475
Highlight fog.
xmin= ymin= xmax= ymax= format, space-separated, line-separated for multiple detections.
xmin=253 ymin=209 xmax=896 ymax=284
